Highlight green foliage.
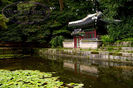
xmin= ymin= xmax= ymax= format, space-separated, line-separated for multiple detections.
xmin=58 ymin=36 xmax=64 ymax=47
xmin=0 ymin=0 xmax=132 ymax=46
xmin=50 ymin=36 xmax=64 ymax=48
xmin=99 ymin=0 xmax=133 ymax=41
xmin=0 ymin=0 xmax=93 ymax=46
xmin=101 ymin=35 xmax=114 ymax=45
xmin=122 ymin=38 xmax=133 ymax=41
xmin=17 ymin=1 xmax=35 ymax=11
xmin=0 ymin=14 xmax=9 ymax=29
xmin=0 ymin=0 xmax=12 ymax=10
xmin=108 ymin=18 xmax=133 ymax=41
xmin=50 ymin=37 xmax=58 ymax=48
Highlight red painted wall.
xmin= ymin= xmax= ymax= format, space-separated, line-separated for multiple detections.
xmin=85 ymin=29 xmax=97 ymax=38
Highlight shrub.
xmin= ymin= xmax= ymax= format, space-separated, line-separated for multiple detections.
xmin=50 ymin=36 xmax=58 ymax=48
xmin=101 ymin=35 xmax=114 ymax=45
xmin=122 ymin=38 xmax=133 ymax=41
xmin=107 ymin=18 xmax=133 ymax=41
xmin=50 ymin=36 xmax=64 ymax=48
xmin=0 ymin=14 xmax=9 ymax=29
xmin=58 ymin=36 xmax=64 ymax=47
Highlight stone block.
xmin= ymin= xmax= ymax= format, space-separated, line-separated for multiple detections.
xmin=122 ymin=53 xmax=132 ymax=57
xmin=63 ymin=41 xmax=74 ymax=48
xmin=121 ymin=47 xmax=133 ymax=51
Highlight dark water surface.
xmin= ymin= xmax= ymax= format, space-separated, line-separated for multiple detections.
xmin=0 ymin=55 xmax=133 ymax=88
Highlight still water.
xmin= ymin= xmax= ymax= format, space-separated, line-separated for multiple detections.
xmin=0 ymin=55 xmax=133 ymax=88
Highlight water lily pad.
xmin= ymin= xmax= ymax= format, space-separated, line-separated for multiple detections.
xmin=0 ymin=70 xmax=83 ymax=88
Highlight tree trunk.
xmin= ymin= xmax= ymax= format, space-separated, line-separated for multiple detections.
xmin=59 ymin=0 xmax=64 ymax=11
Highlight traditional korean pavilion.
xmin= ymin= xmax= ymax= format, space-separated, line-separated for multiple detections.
xmin=63 ymin=11 xmax=104 ymax=49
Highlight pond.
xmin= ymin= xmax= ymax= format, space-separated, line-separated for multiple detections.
xmin=0 ymin=55 xmax=133 ymax=88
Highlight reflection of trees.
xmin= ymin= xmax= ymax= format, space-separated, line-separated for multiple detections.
xmin=1 ymin=55 xmax=133 ymax=88
xmin=20 ymin=57 xmax=64 ymax=73
xmin=95 ymin=67 xmax=133 ymax=88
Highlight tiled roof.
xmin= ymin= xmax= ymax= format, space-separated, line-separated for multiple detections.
xmin=68 ymin=11 xmax=102 ymax=27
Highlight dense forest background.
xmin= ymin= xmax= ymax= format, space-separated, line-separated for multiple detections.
xmin=0 ymin=0 xmax=133 ymax=47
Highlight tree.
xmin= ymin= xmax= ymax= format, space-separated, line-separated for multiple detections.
xmin=0 ymin=0 xmax=94 ymax=43
xmin=59 ymin=0 xmax=64 ymax=11
xmin=99 ymin=0 xmax=133 ymax=41
xmin=2 ymin=0 xmax=132 ymax=45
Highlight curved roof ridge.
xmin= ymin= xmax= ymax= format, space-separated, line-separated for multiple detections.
xmin=68 ymin=11 xmax=102 ymax=27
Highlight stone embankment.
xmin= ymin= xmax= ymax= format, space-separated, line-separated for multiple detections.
xmin=38 ymin=47 xmax=133 ymax=62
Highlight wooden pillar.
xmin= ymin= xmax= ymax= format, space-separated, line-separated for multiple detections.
xmin=74 ymin=37 xmax=77 ymax=48
xmin=94 ymin=29 xmax=97 ymax=38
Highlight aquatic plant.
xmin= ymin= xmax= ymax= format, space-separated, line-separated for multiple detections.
xmin=0 ymin=70 xmax=83 ymax=88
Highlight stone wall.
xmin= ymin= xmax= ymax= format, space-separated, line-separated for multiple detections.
xmin=63 ymin=39 xmax=102 ymax=49
xmin=114 ymin=41 xmax=133 ymax=47
xmin=39 ymin=48 xmax=133 ymax=63
xmin=80 ymin=41 xmax=102 ymax=49
xmin=63 ymin=41 xmax=74 ymax=48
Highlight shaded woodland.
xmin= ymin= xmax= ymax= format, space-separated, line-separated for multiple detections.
xmin=0 ymin=0 xmax=133 ymax=47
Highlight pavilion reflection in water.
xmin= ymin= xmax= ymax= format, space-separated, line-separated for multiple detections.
xmin=63 ymin=60 xmax=98 ymax=76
